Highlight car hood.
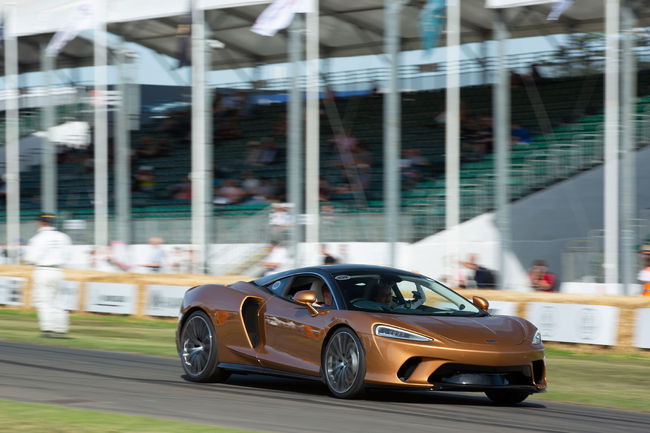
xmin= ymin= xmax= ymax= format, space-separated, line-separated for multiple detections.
xmin=385 ymin=314 xmax=527 ymax=345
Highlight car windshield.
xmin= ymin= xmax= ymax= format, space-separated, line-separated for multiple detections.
xmin=331 ymin=270 xmax=482 ymax=316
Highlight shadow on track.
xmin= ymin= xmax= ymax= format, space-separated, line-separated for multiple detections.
xmin=189 ymin=372 xmax=546 ymax=409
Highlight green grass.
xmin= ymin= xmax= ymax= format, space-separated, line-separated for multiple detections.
xmin=0 ymin=309 xmax=177 ymax=357
xmin=1 ymin=309 xmax=650 ymax=413
xmin=0 ymin=399 xmax=263 ymax=433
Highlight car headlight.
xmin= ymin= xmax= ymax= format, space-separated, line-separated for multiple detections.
xmin=532 ymin=329 xmax=542 ymax=345
xmin=374 ymin=324 xmax=432 ymax=342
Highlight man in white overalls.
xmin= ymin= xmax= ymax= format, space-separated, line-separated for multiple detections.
xmin=26 ymin=214 xmax=72 ymax=338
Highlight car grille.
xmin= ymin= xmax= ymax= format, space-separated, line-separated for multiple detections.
xmin=428 ymin=363 xmax=534 ymax=387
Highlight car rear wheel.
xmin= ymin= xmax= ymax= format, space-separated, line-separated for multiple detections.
xmin=485 ymin=389 xmax=530 ymax=405
xmin=180 ymin=310 xmax=229 ymax=382
xmin=322 ymin=327 xmax=366 ymax=398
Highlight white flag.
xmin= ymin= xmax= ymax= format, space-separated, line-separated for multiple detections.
xmin=251 ymin=0 xmax=314 ymax=37
xmin=547 ymin=0 xmax=573 ymax=20
xmin=486 ymin=0 xmax=556 ymax=8
xmin=45 ymin=1 xmax=95 ymax=57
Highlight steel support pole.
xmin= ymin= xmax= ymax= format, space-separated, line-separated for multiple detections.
xmin=4 ymin=3 xmax=20 ymax=263
xmin=94 ymin=0 xmax=109 ymax=248
xmin=115 ymin=42 xmax=131 ymax=244
xmin=621 ymin=2 xmax=636 ymax=295
xmin=191 ymin=6 xmax=211 ymax=273
xmin=288 ymin=16 xmax=304 ymax=267
xmin=384 ymin=0 xmax=403 ymax=267
xmin=40 ymin=50 xmax=57 ymax=215
xmin=305 ymin=1 xmax=320 ymax=264
xmin=445 ymin=0 xmax=461 ymax=279
xmin=494 ymin=9 xmax=510 ymax=290
xmin=604 ymin=0 xmax=620 ymax=285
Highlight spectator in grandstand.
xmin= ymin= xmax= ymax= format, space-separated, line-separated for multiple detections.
xmin=272 ymin=113 xmax=287 ymax=139
xmin=460 ymin=253 xmax=496 ymax=288
xmin=257 ymin=137 xmax=282 ymax=166
xmin=133 ymin=166 xmax=156 ymax=193
xmin=155 ymin=109 xmax=190 ymax=139
xmin=511 ymin=123 xmax=532 ymax=146
xmin=213 ymin=178 xmax=246 ymax=205
xmin=135 ymin=136 xmax=171 ymax=159
xmin=319 ymin=178 xmax=333 ymax=202
xmin=528 ymin=260 xmax=556 ymax=292
xmin=471 ymin=114 xmax=494 ymax=157
xmin=244 ymin=140 xmax=263 ymax=167
xmin=262 ymin=240 xmax=290 ymax=276
xmin=168 ymin=174 xmax=192 ymax=200
xmin=214 ymin=118 xmax=243 ymax=141
xmin=143 ymin=237 xmax=166 ymax=273
xmin=401 ymin=148 xmax=431 ymax=188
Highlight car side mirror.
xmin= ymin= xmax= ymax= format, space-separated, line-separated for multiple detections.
xmin=472 ymin=296 xmax=489 ymax=312
xmin=293 ymin=290 xmax=319 ymax=315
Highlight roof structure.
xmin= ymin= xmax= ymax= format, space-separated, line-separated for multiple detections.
xmin=5 ymin=0 xmax=650 ymax=75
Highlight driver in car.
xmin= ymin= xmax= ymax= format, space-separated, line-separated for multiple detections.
xmin=372 ymin=285 xmax=394 ymax=307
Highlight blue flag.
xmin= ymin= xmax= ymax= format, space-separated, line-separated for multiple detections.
xmin=418 ymin=0 xmax=446 ymax=54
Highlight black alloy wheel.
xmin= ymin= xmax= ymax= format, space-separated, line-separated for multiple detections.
xmin=180 ymin=310 xmax=229 ymax=382
xmin=322 ymin=327 xmax=366 ymax=398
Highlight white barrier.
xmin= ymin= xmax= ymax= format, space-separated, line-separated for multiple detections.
xmin=145 ymin=285 xmax=188 ymax=317
xmin=85 ymin=282 xmax=137 ymax=315
xmin=487 ymin=300 xmax=518 ymax=316
xmin=634 ymin=308 xmax=650 ymax=349
xmin=526 ymin=302 xmax=619 ymax=346
xmin=0 ymin=276 xmax=26 ymax=306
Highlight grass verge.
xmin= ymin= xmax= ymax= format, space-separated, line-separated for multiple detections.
xmin=0 ymin=399 xmax=262 ymax=433
xmin=1 ymin=308 xmax=649 ymax=413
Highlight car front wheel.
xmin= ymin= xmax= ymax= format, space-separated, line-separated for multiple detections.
xmin=485 ymin=389 xmax=530 ymax=405
xmin=322 ymin=327 xmax=366 ymax=398
xmin=180 ymin=310 xmax=229 ymax=382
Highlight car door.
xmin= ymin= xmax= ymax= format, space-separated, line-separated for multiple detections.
xmin=258 ymin=274 xmax=334 ymax=376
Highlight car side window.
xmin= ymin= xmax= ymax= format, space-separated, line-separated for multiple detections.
xmin=266 ymin=277 xmax=291 ymax=296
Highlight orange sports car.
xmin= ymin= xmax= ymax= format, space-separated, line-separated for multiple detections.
xmin=176 ymin=264 xmax=546 ymax=402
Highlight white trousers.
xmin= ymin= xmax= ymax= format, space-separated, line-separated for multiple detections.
xmin=32 ymin=268 xmax=68 ymax=333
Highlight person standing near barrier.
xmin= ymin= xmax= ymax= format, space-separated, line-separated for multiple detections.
xmin=638 ymin=244 xmax=650 ymax=297
xmin=26 ymin=214 xmax=72 ymax=338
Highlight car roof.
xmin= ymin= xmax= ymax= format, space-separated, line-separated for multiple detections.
xmin=252 ymin=264 xmax=427 ymax=286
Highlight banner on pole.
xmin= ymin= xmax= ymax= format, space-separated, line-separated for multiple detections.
xmin=45 ymin=1 xmax=95 ymax=58
xmin=251 ymin=0 xmax=314 ymax=37
xmin=418 ymin=0 xmax=446 ymax=54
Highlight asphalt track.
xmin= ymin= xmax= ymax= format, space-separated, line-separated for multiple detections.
xmin=1 ymin=341 xmax=649 ymax=433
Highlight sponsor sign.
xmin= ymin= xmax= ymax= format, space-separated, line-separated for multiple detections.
xmin=28 ymin=280 xmax=80 ymax=311
xmin=526 ymin=302 xmax=619 ymax=346
xmin=85 ymin=282 xmax=136 ymax=315
xmin=487 ymin=301 xmax=518 ymax=317
xmin=145 ymin=285 xmax=188 ymax=317
xmin=634 ymin=309 xmax=650 ymax=349
xmin=0 ymin=276 xmax=26 ymax=306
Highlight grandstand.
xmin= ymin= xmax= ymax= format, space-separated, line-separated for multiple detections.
xmin=5 ymin=69 xmax=650 ymax=241
xmin=2 ymin=1 xmax=650 ymax=290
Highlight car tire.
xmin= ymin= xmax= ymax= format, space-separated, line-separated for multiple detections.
xmin=180 ymin=310 xmax=229 ymax=383
xmin=322 ymin=327 xmax=366 ymax=399
xmin=485 ymin=389 xmax=530 ymax=405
